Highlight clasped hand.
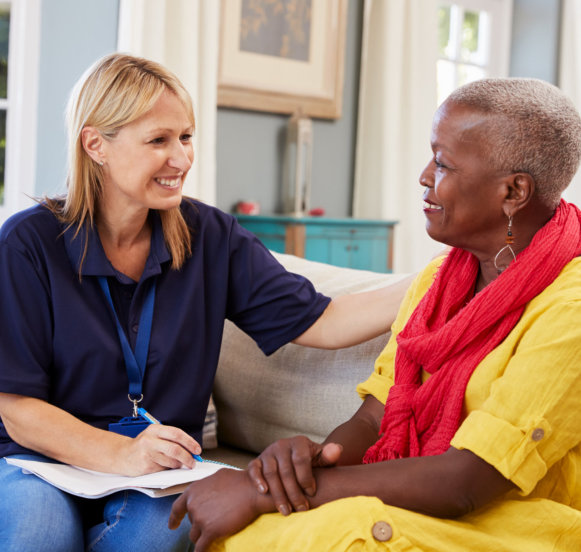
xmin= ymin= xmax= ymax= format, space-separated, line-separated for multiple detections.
xmin=168 ymin=435 xmax=342 ymax=550
xmin=247 ymin=435 xmax=343 ymax=515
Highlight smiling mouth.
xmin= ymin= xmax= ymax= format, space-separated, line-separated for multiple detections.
xmin=423 ymin=201 xmax=443 ymax=211
xmin=155 ymin=173 xmax=183 ymax=189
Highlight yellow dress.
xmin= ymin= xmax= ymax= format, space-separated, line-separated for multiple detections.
xmin=216 ymin=257 xmax=581 ymax=551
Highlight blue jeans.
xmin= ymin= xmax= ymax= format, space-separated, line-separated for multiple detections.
xmin=0 ymin=455 xmax=193 ymax=552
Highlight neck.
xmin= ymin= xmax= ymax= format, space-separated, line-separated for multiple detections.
xmin=96 ymin=205 xmax=152 ymax=281
xmin=97 ymin=207 xmax=150 ymax=249
xmin=475 ymin=201 xmax=556 ymax=292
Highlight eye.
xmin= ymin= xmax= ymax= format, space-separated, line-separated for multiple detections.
xmin=149 ymin=137 xmax=165 ymax=145
xmin=434 ymin=157 xmax=447 ymax=169
xmin=180 ymin=133 xmax=193 ymax=143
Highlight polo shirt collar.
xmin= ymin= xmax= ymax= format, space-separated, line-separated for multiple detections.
xmin=64 ymin=211 xmax=171 ymax=279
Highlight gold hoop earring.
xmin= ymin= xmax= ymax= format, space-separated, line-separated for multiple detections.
xmin=494 ymin=215 xmax=516 ymax=274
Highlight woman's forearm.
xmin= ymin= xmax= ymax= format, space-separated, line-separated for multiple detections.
xmin=306 ymin=447 xmax=515 ymax=519
xmin=0 ymin=393 xmax=131 ymax=472
xmin=323 ymin=395 xmax=384 ymax=465
xmin=294 ymin=274 xmax=414 ymax=349
xmin=0 ymin=393 xmax=203 ymax=476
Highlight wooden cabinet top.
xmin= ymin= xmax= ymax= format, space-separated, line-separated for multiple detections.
xmin=235 ymin=214 xmax=398 ymax=227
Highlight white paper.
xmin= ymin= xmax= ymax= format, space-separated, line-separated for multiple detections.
xmin=6 ymin=457 xmax=237 ymax=499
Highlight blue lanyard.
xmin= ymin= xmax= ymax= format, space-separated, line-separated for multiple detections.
xmin=98 ymin=277 xmax=156 ymax=413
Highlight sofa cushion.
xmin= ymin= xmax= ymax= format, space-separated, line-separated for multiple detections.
xmin=212 ymin=252 xmax=408 ymax=454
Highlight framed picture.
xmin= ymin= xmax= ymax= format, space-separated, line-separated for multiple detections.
xmin=218 ymin=0 xmax=348 ymax=119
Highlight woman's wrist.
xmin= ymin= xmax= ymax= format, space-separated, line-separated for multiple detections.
xmin=249 ymin=476 xmax=278 ymax=515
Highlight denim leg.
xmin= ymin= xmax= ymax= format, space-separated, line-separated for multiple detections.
xmin=86 ymin=490 xmax=193 ymax=552
xmin=0 ymin=455 xmax=85 ymax=552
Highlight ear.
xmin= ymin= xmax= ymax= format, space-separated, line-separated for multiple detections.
xmin=502 ymin=173 xmax=535 ymax=217
xmin=81 ymin=126 xmax=104 ymax=165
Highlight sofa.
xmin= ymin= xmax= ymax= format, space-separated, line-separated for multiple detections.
xmin=203 ymin=252 xmax=409 ymax=468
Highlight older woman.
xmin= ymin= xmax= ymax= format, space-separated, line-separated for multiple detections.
xmin=0 ymin=54 xmax=409 ymax=551
xmin=169 ymin=78 xmax=581 ymax=551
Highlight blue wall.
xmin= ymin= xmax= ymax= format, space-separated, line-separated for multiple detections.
xmin=35 ymin=0 xmax=119 ymax=197
xmin=510 ymin=0 xmax=561 ymax=82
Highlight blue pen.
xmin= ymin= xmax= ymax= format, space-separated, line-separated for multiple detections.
xmin=137 ymin=407 xmax=203 ymax=462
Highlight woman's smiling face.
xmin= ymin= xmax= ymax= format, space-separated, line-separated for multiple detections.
xmin=99 ymin=89 xmax=195 ymax=216
xmin=419 ymin=100 xmax=510 ymax=256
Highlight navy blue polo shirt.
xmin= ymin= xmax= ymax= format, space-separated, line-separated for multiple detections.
xmin=0 ymin=199 xmax=330 ymax=457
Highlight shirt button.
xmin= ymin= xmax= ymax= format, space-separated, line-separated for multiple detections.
xmin=372 ymin=520 xmax=392 ymax=542
xmin=532 ymin=428 xmax=544 ymax=441
xmin=132 ymin=324 xmax=139 ymax=333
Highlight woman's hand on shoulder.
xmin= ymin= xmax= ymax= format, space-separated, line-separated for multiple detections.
xmin=247 ymin=435 xmax=342 ymax=515
xmin=118 ymin=424 xmax=202 ymax=476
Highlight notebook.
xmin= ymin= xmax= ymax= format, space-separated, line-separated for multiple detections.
xmin=6 ymin=457 xmax=237 ymax=499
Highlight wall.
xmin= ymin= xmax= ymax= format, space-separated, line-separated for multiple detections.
xmin=34 ymin=0 xmax=119 ymax=197
xmin=510 ymin=0 xmax=561 ymax=82
xmin=33 ymin=0 xmax=563 ymax=213
xmin=215 ymin=0 xmax=364 ymax=217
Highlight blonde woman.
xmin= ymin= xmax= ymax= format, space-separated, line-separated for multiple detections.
xmin=0 ymin=54 xmax=408 ymax=551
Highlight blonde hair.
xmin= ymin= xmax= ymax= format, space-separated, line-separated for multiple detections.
xmin=446 ymin=78 xmax=581 ymax=207
xmin=47 ymin=53 xmax=195 ymax=272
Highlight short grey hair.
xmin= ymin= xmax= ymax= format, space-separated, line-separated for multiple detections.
xmin=446 ymin=78 xmax=581 ymax=207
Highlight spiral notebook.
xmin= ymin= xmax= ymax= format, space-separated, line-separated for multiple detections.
xmin=6 ymin=457 xmax=237 ymax=499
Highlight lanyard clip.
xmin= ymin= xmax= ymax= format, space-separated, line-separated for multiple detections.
xmin=129 ymin=394 xmax=143 ymax=418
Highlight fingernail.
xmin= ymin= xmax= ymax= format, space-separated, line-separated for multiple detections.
xmin=296 ymin=503 xmax=308 ymax=512
xmin=279 ymin=504 xmax=291 ymax=516
xmin=305 ymin=486 xmax=316 ymax=496
xmin=258 ymin=484 xmax=267 ymax=494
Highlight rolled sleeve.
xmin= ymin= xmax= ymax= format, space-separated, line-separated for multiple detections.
xmin=451 ymin=410 xmax=553 ymax=494
xmin=452 ymin=290 xmax=581 ymax=496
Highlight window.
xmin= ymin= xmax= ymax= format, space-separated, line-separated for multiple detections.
xmin=0 ymin=2 xmax=9 ymax=208
xmin=437 ymin=0 xmax=513 ymax=104
xmin=0 ymin=0 xmax=40 ymax=225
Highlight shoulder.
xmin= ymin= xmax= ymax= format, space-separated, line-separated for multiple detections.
xmin=531 ymin=256 xmax=581 ymax=304
xmin=394 ymin=255 xmax=446 ymax=326
xmin=179 ymin=198 xmax=237 ymax=230
xmin=0 ymin=203 xmax=62 ymax=251
xmin=179 ymin=198 xmax=260 ymax=253
xmin=522 ymin=257 xmax=581 ymax=321
xmin=549 ymin=256 xmax=581 ymax=291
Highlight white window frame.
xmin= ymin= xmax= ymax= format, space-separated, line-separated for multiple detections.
xmin=0 ymin=0 xmax=40 ymax=225
xmin=437 ymin=0 xmax=513 ymax=101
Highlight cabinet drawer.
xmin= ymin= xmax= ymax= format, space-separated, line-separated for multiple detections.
xmin=305 ymin=225 xmax=389 ymax=240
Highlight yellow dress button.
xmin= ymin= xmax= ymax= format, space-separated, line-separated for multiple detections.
xmin=532 ymin=428 xmax=545 ymax=441
xmin=372 ymin=520 xmax=393 ymax=542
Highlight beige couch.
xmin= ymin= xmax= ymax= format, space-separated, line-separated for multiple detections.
xmin=204 ymin=252 xmax=408 ymax=468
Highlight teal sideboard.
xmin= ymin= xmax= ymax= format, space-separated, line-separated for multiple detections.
xmin=236 ymin=214 xmax=397 ymax=273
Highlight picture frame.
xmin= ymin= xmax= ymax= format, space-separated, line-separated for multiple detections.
xmin=217 ymin=0 xmax=348 ymax=119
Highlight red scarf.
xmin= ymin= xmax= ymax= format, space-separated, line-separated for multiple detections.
xmin=363 ymin=200 xmax=581 ymax=463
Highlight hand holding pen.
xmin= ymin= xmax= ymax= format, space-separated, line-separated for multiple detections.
xmin=138 ymin=407 xmax=204 ymax=462
xmin=115 ymin=408 xmax=204 ymax=476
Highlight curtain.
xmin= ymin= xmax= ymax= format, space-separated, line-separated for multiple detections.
xmin=353 ymin=0 xmax=442 ymax=273
xmin=117 ymin=0 xmax=220 ymax=205
xmin=560 ymin=0 xmax=581 ymax=206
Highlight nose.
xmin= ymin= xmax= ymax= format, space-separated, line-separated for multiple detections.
xmin=168 ymin=140 xmax=194 ymax=172
xmin=419 ymin=159 xmax=434 ymax=188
